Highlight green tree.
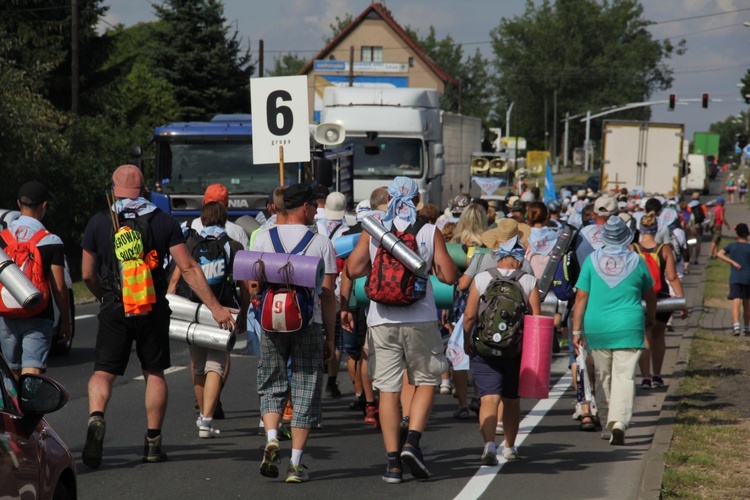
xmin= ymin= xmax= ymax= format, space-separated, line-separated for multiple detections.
xmin=740 ymin=69 xmax=750 ymax=105
xmin=490 ymin=0 xmax=684 ymax=151
xmin=271 ymin=53 xmax=309 ymax=76
xmin=708 ymin=114 xmax=747 ymax=162
xmin=325 ymin=14 xmax=354 ymax=44
xmin=151 ymin=0 xmax=254 ymax=120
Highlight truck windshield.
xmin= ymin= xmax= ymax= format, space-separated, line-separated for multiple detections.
xmin=156 ymin=142 xmax=295 ymax=195
xmin=349 ymin=138 xmax=422 ymax=179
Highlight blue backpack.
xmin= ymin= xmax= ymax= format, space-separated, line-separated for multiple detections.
xmin=551 ymin=233 xmax=581 ymax=302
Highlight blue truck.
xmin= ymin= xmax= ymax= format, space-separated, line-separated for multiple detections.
xmin=134 ymin=114 xmax=298 ymax=220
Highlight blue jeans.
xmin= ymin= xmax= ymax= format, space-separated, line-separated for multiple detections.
xmin=0 ymin=316 xmax=54 ymax=371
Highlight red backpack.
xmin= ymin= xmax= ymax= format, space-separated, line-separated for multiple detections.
xmin=634 ymin=243 xmax=664 ymax=294
xmin=365 ymin=221 xmax=427 ymax=306
xmin=0 ymin=228 xmax=51 ymax=318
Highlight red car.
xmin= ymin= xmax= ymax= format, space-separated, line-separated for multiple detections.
xmin=0 ymin=354 xmax=76 ymax=499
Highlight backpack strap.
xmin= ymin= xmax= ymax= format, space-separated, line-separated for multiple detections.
xmin=270 ymin=227 xmax=316 ymax=255
xmin=327 ymin=221 xmax=342 ymax=240
xmin=269 ymin=227 xmax=285 ymax=253
xmin=27 ymin=229 xmax=51 ymax=246
xmin=291 ymin=230 xmax=315 ymax=255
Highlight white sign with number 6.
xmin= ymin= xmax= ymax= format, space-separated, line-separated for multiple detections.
xmin=250 ymin=75 xmax=310 ymax=165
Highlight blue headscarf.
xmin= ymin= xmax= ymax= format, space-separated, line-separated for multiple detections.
xmin=492 ymin=235 xmax=526 ymax=263
xmin=384 ymin=176 xmax=419 ymax=225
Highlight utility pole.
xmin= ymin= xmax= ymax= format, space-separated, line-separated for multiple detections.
xmin=552 ymin=90 xmax=558 ymax=171
xmin=71 ymin=0 xmax=79 ymax=115
xmin=584 ymin=110 xmax=591 ymax=172
xmin=348 ymin=46 xmax=354 ymax=86
xmin=563 ymin=111 xmax=570 ymax=170
xmin=258 ymin=39 xmax=264 ymax=77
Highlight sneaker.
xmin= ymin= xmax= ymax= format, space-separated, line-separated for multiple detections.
xmin=652 ymin=375 xmax=664 ymax=388
xmin=285 ymin=463 xmax=310 ymax=483
xmin=326 ymin=382 xmax=342 ymax=398
xmin=439 ymin=381 xmax=452 ymax=395
xmin=213 ymin=401 xmax=225 ymax=420
xmin=199 ymin=424 xmax=220 ymax=439
xmin=364 ymin=405 xmax=380 ymax=427
xmin=640 ymin=378 xmax=652 ymax=390
xmin=501 ymin=446 xmax=519 ymax=461
xmin=142 ymin=434 xmax=167 ymax=463
xmin=495 ymin=422 xmax=504 ymax=436
xmin=733 ymin=327 xmax=741 ymax=337
xmin=468 ymin=398 xmax=481 ymax=414
xmin=453 ymin=406 xmax=471 ymax=420
xmin=260 ymin=438 xmax=280 ymax=478
xmin=610 ymin=422 xmax=626 ymax=446
xmin=401 ymin=445 xmax=430 ymax=479
xmin=82 ymin=416 xmax=106 ymax=469
xmin=481 ymin=445 xmax=499 ymax=466
xmin=196 ymin=416 xmax=202 ymax=429
xmin=572 ymin=402 xmax=582 ymax=420
xmin=349 ymin=396 xmax=365 ymax=412
xmin=382 ymin=465 xmax=403 ymax=484
xmin=601 ymin=430 xmax=612 ymax=440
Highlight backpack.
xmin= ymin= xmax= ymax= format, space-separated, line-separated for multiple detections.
xmin=178 ymin=230 xmax=237 ymax=308
xmin=728 ymin=178 xmax=735 ymax=187
xmin=551 ymin=230 xmax=581 ymax=302
xmin=668 ymin=229 xmax=683 ymax=264
xmin=260 ymin=227 xmax=316 ymax=333
xmin=105 ymin=209 xmax=161 ymax=297
xmin=741 ymin=180 xmax=748 ymax=190
xmin=365 ymin=221 xmax=427 ymax=307
xmin=0 ymin=229 xmax=51 ymax=318
xmin=691 ymin=203 xmax=706 ymax=225
xmin=634 ymin=243 xmax=664 ymax=293
xmin=474 ymin=269 xmax=528 ymax=358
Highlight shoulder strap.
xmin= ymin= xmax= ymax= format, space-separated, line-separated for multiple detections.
xmin=1 ymin=228 xmax=15 ymax=245
xmin=291 ymin=230 xmax=315 ymax=255
xmin=508 ymin=269 xmax=526 ymax=282
xmin=328 ymin=221 xmax=342 ymax=240
xmin=488 ymin=267 xmax=502 ymax=281
xmin=269 ymin=227 xmax=285 ymax=253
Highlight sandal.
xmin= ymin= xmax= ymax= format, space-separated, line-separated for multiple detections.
xmin=453 ymin=407 xmax=471 ymax=420
xmin=580 ymin=414 xmax=597 ymax=432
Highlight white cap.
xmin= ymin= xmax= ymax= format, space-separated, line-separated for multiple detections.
xmin=355 ymin=199 xmax=371 ymax=221
xmin=324 ymin=192 xmax=347 ymax=221
xmin=593 ymin=195 xmax=618 ymax=216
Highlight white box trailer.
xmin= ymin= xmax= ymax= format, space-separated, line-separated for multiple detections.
xmin=600 ymin=120 xmax=684 ymax=196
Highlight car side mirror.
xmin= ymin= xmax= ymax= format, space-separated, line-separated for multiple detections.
xmin=18 ymin=374 xmax=69 ymax=415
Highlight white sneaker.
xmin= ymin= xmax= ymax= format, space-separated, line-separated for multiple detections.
xmin=199 ymin=425 xmax=220 ymax=438
xmin=196 ymin=417 xmax=202 ymax=429
xmin=609 ymin=422 xmax=626 ymax=446
xmin=439 ymin=381 xmax=452 ymax=395
xmin=495 ymin=422 xmax=504 ymax=435
xmin=481 ymin=444 xmax=498 ymax=466
xmin=501 ymin=446 xmax=519 ymax=460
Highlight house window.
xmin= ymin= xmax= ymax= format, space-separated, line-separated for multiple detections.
xmin=408 ymin=57 xmax=414 ymax=67
xmin=361 ymin=46 xmax=383 ymax=62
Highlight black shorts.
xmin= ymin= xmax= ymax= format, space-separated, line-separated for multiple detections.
xmin=470 ymin=351 xmax=521 ymax=399
xmin=94 ymin=300 xmax=171 ymax=375
xmin=655 ymin=293 xmax=672 ymax=324
xmin=728 ymin=283 xmax=750 ymax=300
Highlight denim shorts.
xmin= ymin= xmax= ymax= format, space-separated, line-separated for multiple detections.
xmin=0 ymin=317 xmax=54 ymax=371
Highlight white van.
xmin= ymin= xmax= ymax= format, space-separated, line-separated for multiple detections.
xmin=682 ymin=153 xmax=708 ymax=195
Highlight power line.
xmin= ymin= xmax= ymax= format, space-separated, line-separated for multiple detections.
xmin=655 ymin=22 xmax=740 ymax=41
xmin=652 ymin=6 xmax=750 ymax=25
xmin=0 ymin=5 xmax=70 ymax=12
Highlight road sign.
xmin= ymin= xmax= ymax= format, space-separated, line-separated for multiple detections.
xmin=250 ymin=76 xmax=310 ymax=165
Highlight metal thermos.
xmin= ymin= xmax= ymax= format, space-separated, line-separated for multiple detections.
xmin=167 ymin=293 xmax=238 ymax=328
xmin=362 ymin=216 xmax=428 ymax=277
xmin=0 ymin=247 xmax=43 ymax=310
xmin=168 ymin=319 xmax=237 ymax=352
xmin=642 ymin=296 xmax=687 ymax=312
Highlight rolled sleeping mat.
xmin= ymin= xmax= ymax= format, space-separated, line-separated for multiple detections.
xmin=0 ymin=247 xmax=43 ymax=310
xmin=234 ymin=215 xmax=261 ymax=238
xmin=642 ymin=296 xmax=687 ymax=313
xmin=0 ymin=209 xmax=19 ymax=230
xmin=518 ymin=315 xmax=555 ymax=399
xmin=446 ymin=243 xmax=468 ymax=271
xmin=166 ymin=293 xmax=238 ymax=328
xmin=361 ymin=216 xmax=427 ymax=277
xmin=233 ymin=251 xmax=324 ymax=288
xmin=334 ymin=233 xmax=360 ymax=258
xmin=353 ymin=275 xmax=455 ymax=309
xmin=168 ymin=318 xmax=236 ymax=352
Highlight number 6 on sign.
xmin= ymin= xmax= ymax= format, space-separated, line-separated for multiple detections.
xmin=250 ymin=76 xmax=311 ymax=168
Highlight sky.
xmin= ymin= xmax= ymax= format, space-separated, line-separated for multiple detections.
xmin=100 ymin=0 xmax=750 ymax=141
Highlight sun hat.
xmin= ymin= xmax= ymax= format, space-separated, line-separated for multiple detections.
xmin=480 ymin=218 xmax=531 ymax=249
xmin=602 ymin=215 xmax=633 ymax=247
xmin=112 ymin=165 xmax=144 ymax=199
xmin=324 ymin=192 xmax=347 ymax=220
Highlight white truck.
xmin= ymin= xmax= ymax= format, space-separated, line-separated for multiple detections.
xmin=682 ymin=153 xmax=709 ymax=195
xmin=320 ymin=87 xmax=481 ymax=206
xmin=600 ymin=120 xmax=684 ymax=196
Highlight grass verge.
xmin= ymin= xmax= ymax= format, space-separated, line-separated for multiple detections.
xmin=661 ymin=255 xmax=750 ymax=498
xmin=72 ymin=280 xmax=96 ymax=304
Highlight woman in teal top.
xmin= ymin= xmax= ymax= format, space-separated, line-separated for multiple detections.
xmin=573 ymin=216 xmax=656 ymax=446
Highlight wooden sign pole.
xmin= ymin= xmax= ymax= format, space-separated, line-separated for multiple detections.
xmin=279 ymin=145 xmax=285 ymax=185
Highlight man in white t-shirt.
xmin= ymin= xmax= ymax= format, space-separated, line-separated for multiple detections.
xmin=346 ymin=177 xmax=457 ymax=484
xmin=189 ymin=184 xmax=250 ymax=250
xmin=251 ymin=183 xmax=337 ymax=483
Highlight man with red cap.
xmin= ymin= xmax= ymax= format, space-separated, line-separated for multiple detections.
xmin=80 ymin=165 xmax=236 ymax=468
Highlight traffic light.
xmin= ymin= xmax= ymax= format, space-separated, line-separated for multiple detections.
xmin=668 ymin=94 xmax=675 ymax=111
xmin=702 ymin=93 xmax=709 ymax=108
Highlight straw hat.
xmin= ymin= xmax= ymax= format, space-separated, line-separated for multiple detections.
xmin=602 ymin=216 xmax=633 ymax=247
xmin=480 ymin=218 xmax=531 ymax=250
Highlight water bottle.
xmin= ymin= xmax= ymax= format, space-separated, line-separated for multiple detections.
xmin=413 ymin=242 xmax=428 ymax=299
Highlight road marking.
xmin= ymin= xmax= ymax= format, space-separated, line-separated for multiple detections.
xmin=134 ymin=366 xmax=186 ymax=380
xmin=453 ymin=372 xmax=572 ymax=500
xmin=75 ymin=314 xmax=96 ymax=320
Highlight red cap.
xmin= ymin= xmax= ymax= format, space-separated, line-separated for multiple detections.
xmin=203 ymin=184 xmax=229 ymax=206
xmin=112 ymin=165 xmax=144 ymax=199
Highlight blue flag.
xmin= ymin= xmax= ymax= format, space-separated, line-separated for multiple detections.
xmin=543 ymin=157 xmax=558 ymax=204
